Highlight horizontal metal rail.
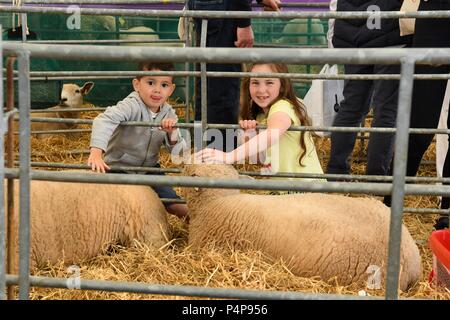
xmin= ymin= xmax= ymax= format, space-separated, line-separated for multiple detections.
xmin=0 ymin=0 xmax=328 ymax=8
xmin=1 ymin=6 xmax=450 ymax=20
xmin=14 ymin=117 xmax=450 ymax=135
xmin=5 ymin=70 xmax=450 ymax=81
xmin=26 ymin=39 xmax=184 ymax=45
xmin=4 ymin=274 xmax=372 ymax=300
xmin=24 ymin=161 xmax=181 ymax=174
xmin=13 ymin=129 xmax=92 ymax=135
xmin=403 ymin=208 xmax=450 ymax=215
xmin=4 ymin=43 xmax=450 ymax=66
xmin=29 ymin=108 xmax=104 ymax=113
xmin=12 ymin=164 xmax=445 ymax=211
xmin=22 ymin=161 xmax=450 ymax=184
xmin=4 ymin=168 xmax=450 ymax=197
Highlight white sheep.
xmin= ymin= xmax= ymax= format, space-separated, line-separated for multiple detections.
xmin=277 ymin=18 xmax=327 ymax=46
xmin=13 ymin=82 xmax=94 ymax=138
xmin=182 ymin=164 xmax=421 ymax=291
xmin=119 ymin=26 xmax=183 ymax=47
xmin=6 ymin=176 xmax=170 ymax=272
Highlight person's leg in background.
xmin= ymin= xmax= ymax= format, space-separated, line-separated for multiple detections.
xmin=153 ymin=185 xmax=189 ymax=219
xmin=193 ymin=10 xmax=240 ymax=152
xmin=438 ymin=100 xmax=450 ymax=228
xmin=366 ymin=64 xmax=401 ymax=176
xmin=327 ymin=64 xmax=374 ymax=175
xmin=384 ymin=0 xmax=450 ymax=228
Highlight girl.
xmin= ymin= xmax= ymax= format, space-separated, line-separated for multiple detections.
xmin=197 ymin=63 xmax=324 ymax=179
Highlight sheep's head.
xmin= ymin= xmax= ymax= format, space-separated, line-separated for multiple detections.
xmin=181 ymin=164 xmax=241 ymax=207
xmin=60 ymin=82 xmax=94 ymax=109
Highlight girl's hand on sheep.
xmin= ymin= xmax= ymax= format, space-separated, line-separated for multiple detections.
xmin=160 ymin=118 xmax=177 ymax=134
xmin=195 ymin=148 xmax=234 ymax=164
xmin=87 ymin=147 xmax=110 ymax=173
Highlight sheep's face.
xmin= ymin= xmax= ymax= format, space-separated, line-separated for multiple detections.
xmin=60 ymin=82 xmax=94 ymax=108
xmin=181 ymin=164 xmax=240 ymax=204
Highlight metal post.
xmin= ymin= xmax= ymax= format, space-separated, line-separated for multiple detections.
xmin=17 ymin=51 xmax=31 ymax=300
xmin=6 ymin=56 xmax=17 ymax=300
xmin=184 ymin=4 xmax=191 ymax=123
xmin=385 ymin=59 xmax=415 ymax=300
xmin=20 ymin=9 xmax=28 ymax=42
xmin=0 ymin=25 xmax=6 ymax=301
xmin=200 ymin=19 xmax=208 ymax=149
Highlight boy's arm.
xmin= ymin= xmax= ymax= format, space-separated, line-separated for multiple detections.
xmin=90 ymin=99 xmax=134 ymax=151
xmin=88 ymin=97 xmax=136 ymax=172
xmin=87 ymin=147 xmax=110 ymax=173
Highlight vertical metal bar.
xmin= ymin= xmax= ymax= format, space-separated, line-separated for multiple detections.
xmin=0 ymin=25 xmax=6 ymax=301
xmin=184 ymin=5 xmax=190 ymax=123
xmin=200 ymin=18 xmax=208 ymax=149
xmin=17 ymin=51 xmax=31 ymax=300
xmin=6 ymin=56 xmax=17 ymax=300
xmin=385 ymin=59 xmax=415 ymax=300
xmin=21 ymin=0 xmax=28 ymax=42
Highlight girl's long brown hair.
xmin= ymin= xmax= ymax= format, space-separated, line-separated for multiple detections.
xmin=240 ymin=63 xmax=313 ymax=166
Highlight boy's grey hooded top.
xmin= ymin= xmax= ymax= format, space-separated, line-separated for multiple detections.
xmin=90 ymin=91 xmax=186 ymax=168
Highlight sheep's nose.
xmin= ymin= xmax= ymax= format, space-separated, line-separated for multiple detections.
xmin=61 ymin=98 xmax=68 ymax=102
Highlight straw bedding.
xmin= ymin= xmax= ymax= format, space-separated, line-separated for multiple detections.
xmin=6 ymin=104 xmax=449 ymax=299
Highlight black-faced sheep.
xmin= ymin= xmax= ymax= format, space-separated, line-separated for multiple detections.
xmin=6 ymin=177 xmax=170 ymax=272
xmin=13 ymin=82 xmax=94 ymax=138
xmin=182 ymin=164 xmax=421 ymax=291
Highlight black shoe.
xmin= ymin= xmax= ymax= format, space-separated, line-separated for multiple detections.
xmin=383 ymin=195 xmax=391 ymax=207
xmin=434 ymin=216 xmax=449 ymax=230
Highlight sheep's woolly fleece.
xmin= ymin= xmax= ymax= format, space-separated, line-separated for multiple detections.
xmin=182 ymin=164 xmax=421 ymax=291
xmin=5 ymin=176 xmax=170 ymax=273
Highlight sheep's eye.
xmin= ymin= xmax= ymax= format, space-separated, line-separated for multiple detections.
xmin=75 ymin=90 xmax=80 ymax=93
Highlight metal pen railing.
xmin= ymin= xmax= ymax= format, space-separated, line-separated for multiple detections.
xmin=1 ymin=6 xmax=450 ymax=302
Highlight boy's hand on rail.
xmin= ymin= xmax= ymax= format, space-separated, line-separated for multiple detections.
xmin=87 ymin=147 xmax=110 ymax=173
xmin=235 ymin=25 xmax=254 ymax=48
xmin=160 ymin=118 xmax=177 ymax=135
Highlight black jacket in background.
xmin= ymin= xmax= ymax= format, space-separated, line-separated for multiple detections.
xmin=333 ymin=0 xmax=412 ymax=48
xmin=189 ymin=0 xmax=263 ymax=28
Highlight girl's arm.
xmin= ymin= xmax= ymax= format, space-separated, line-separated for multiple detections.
xmin=197 ymin=111 xmax=292 ymax=164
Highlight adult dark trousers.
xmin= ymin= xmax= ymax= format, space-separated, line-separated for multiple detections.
xmin=192 ymin=10 xmax=240 ymax=152
xmin=383 ymin=0 xmax=450 ymax=214
xmin=327 ymin=63 xmax=400 ymax=176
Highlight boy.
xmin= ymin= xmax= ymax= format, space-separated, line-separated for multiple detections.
xmin=88 ymin=62 xmax=188 ymax=218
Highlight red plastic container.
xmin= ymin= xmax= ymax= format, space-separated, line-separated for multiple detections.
xmin=428 ymin=230 xmax=450 ymax=290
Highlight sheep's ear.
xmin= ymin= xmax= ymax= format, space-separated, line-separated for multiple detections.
xmin=80 ymin=82 xmax=95 ymax=95
xmin=239 ymin=174 xmax=255 ymax=180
